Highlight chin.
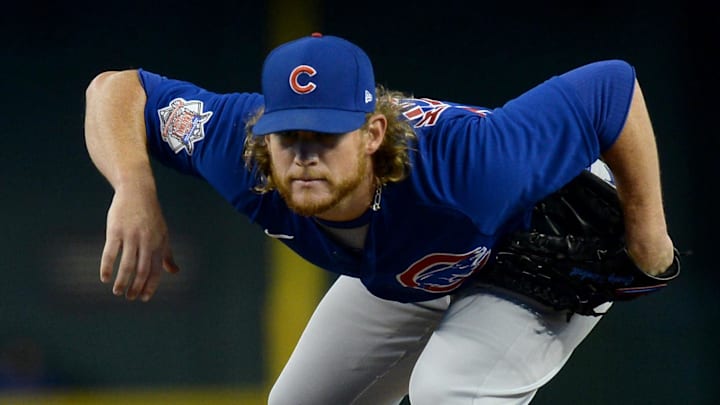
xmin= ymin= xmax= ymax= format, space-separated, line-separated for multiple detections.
xmin=286 ymin=195 xmax=336 ymax=217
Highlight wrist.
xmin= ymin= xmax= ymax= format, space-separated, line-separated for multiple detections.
xmin=113 ymin=167 xmax=158 ymax=196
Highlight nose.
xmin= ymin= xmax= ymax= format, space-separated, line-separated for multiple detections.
xmin=292 ymin=134 xmax=320 ymax=166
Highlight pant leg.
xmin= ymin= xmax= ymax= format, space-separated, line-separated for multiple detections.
xmin=409 ymin=284 xmax=611 ymax=405
xmin=268 ymin=275 xmax=450 ymax=405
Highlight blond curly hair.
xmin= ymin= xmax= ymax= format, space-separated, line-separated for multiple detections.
xmin=243 ymin=86 xmax=416 ymax=193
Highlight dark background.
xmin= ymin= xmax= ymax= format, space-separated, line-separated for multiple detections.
xmin=1 ymin=1 xmax=716 ymax=403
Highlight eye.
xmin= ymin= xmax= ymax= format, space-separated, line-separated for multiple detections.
xmin=275 ymin=131 xmax=299 ymax=146
xmin=316 ymin=133 xmax=340 ymax=146
xmin=272 ymin=131 xmax=340 ymax=148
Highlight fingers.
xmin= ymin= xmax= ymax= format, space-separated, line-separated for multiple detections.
xmin=102 ymin=238 xmax=179 ymax=302
xmin=136 ymin=247 xmax=180 ymax=302
xmin=101 ymin=191 xmax=177 ymax=302
xmin=127 ymin=244 xmax=154 ymax=300
xmin=163 ymin=249 xmax=180 ymax=274
xmin=100 ymin=238 xmax=121 ymax=283
xmin=138 ymin=252 xmax=164 ymax=302
xmin=114 ymin=241 xmax=138 ymax=297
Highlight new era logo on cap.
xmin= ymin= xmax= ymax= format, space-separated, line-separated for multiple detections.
xmin=253 ymin=33 xmax=377 ymax=136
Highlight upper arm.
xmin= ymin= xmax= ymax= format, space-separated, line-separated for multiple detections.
xmin=137 ymin=69 xmax=266 ymax=212
xmin=421 ymin=60 xmax=636 ymax=233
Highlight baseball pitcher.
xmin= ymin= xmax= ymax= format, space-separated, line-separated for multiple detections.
xmin=83 ymin=33 xmax=679 ymax=404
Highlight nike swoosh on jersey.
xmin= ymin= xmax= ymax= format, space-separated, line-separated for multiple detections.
xmin=264 ymin=229 xmax=295 ymax=240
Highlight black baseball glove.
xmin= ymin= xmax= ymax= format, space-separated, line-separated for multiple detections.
xmin=481 ymin=167 xmax=681 ymax=317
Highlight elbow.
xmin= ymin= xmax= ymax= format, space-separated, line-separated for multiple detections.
xmin=86 ymin=71 xmax=120 ymax=100
xmin=85 ymin=70 xmax=141 ymax=102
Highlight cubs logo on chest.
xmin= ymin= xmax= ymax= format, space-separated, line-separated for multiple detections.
xmin=396 ymin=246 xmax=491 ymax=293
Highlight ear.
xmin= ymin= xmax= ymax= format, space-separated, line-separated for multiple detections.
xmin=364 ymin=114 xmax=387 ymax=154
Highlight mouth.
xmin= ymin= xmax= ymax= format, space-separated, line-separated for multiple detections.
xmin=291 ymin=178 xmax=325 ymax=186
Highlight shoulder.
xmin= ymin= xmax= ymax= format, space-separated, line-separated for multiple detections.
xmin=138 ymin=69 xmax=264 ymax=123
xmin=557 ymin=60 xmax=635 ymax=93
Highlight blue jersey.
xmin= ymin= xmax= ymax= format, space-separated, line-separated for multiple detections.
xmin=139 ymin=60 xmax=635 ymax=303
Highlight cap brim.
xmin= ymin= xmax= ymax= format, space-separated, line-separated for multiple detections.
xmin=252 ymin=108 xmax=367 ymax=136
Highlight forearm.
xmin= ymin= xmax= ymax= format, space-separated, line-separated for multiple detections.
xmin=602 ymin=80 xmax=673 ymax=274
xmin=84 ymin=70 xmax=156 ymax=194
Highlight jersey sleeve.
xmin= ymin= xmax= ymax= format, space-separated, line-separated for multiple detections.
xmin=412 ymin=60 xmax=636 ymax=234
xmin=137 ymin=69 xmax=265 ymax=213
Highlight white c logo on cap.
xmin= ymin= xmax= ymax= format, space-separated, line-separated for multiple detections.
xmin=289 ymin=65 xmax=317 ymax=94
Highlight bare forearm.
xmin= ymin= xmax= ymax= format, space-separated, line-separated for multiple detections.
xmin=602 ymin=80 xmax=673 ymax=274
xmin=84 ymin=70 xmax=156 ymax=193
xmin=85 ymin=70 xmax=179 ymax=301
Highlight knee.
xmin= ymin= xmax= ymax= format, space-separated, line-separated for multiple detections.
xmin=267 ymin=382 xmax=281 ymax=405
xmin=409 ymin=374 xmax=538 ymax=405
xmin=267 ymin=375 xmax=326 ymax=405
xmin=407 ymin=363 xmax=449 ymax=405
xmin=408 ymin=358 xmax=539 ymax=405
xmin=267 ymin=378 xmax=292 ymax=405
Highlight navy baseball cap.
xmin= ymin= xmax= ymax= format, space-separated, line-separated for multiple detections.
xmin=252 ymin=33 xmax=376 ymax=136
